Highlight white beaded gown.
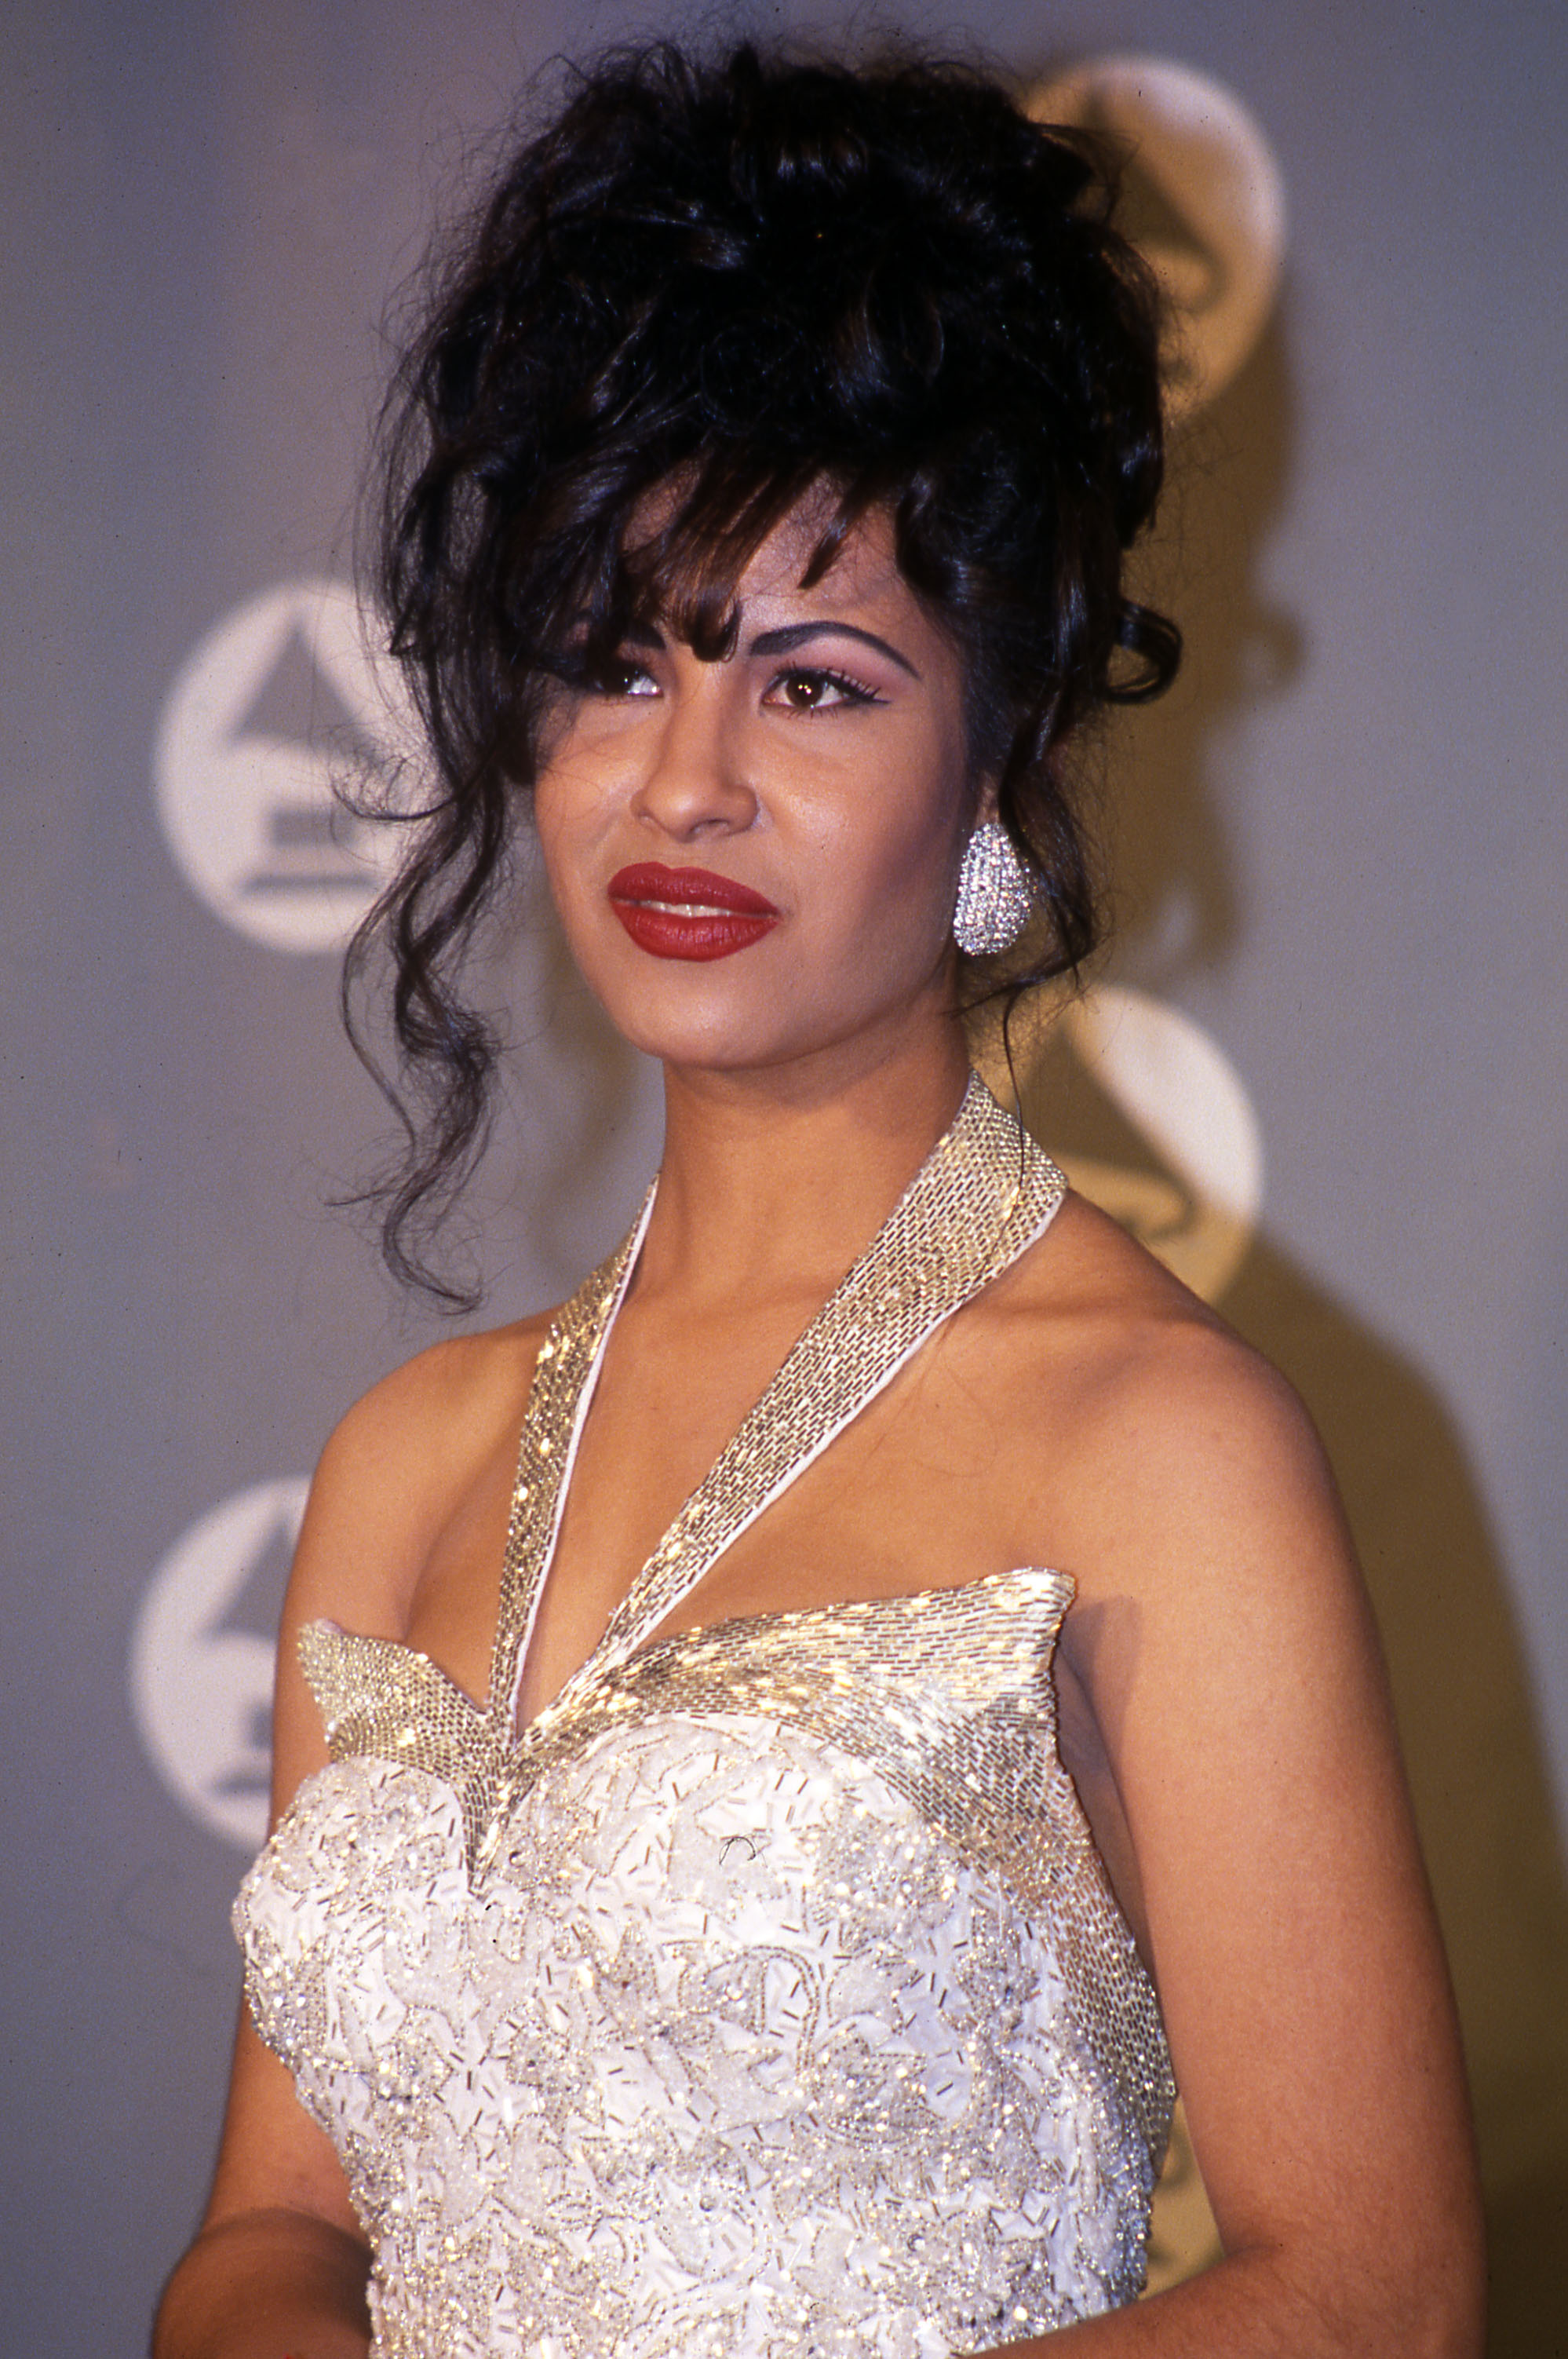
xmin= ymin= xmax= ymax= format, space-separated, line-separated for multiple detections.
xmin=236 ymin=1076 xmax=1175 ymax=2358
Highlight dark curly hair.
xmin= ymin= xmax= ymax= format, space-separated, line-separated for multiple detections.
xmin=348 ymin=36 xmax=1179 ymax=1301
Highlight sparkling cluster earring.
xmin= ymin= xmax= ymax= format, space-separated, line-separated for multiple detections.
xmin=952 ymin=820 xmax=1034 ymax=955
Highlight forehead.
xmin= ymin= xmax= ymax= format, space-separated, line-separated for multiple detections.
xmin=734 ymin=498 xmax=899 ymax=610
xmin=624 ymin=480 xmax=946 ymax=655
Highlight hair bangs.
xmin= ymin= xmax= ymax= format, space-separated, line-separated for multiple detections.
xmin=564 ymin=448 xmax=901 ymax=674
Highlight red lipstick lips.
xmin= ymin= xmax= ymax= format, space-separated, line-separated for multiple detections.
xmin=607 ymin=864 xmax=781 ymax=961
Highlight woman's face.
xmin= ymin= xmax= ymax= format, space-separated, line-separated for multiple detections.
xmin=533 ymin=499 xmax=981 ymax=1081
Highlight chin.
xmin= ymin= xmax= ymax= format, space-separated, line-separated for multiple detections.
xmin=615 ymin=1009 xmax=809 ymax=1073
xmin=576 ymin=925 xmax=952 ymax=1077
xmin=578 ymin=939 xmax=789 ymax=1063
xmin=610 ymin=996 xmax=937 ymax=1086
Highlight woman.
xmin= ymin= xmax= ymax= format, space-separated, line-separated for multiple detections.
xmin=155 ymin=39 xmax=1482 ymax=2359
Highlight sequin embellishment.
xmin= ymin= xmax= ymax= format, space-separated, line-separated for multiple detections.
xmin=236 ymin=1075 xmax=1175 ymax=2357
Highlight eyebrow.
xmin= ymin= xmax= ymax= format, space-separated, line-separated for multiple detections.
xmin=747 ymin=620 xmax=921 ymax=679
xmin=618 ymin=615 xmax=922 ymax=681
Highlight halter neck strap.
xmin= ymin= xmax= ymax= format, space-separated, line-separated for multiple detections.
xmin=489 ymin=1072 xmax=1066 ymax=1736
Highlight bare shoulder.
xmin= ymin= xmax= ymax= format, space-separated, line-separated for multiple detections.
xmin=1010 ymin=1189 xmax=1347 ymax=1606
xmin=284 ymin=1309 xmax=556 ymax=1638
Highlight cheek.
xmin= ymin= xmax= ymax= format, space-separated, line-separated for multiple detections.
xmin=811 ymin=764 xmax=968 ymax=951
xmin=532 ymin=762 xmax=611 ymax=916
xmin=529 ymin=797 xmax=573 ymax=932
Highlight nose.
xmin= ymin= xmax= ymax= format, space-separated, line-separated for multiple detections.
xmin=630 ymin=658 xmax=758 ymax=841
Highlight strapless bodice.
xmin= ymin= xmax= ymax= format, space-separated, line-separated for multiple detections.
xmin=235 ymin=1077 xmax=1174 ymax=2357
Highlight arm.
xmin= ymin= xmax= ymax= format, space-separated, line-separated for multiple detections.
xmin=150 ymin=2027 xmax=372 ymax=2359
xmin=987 ymin=1330 xmax=1484 ymax=2355
xmin=152 ymin=1397 xmax=389 ymax=2359
xmin=155 ymin=1332 xmax=535 ymax=2359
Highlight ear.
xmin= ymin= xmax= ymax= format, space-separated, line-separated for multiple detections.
xmin=969 ymin=774 xmax=1002 ymax=827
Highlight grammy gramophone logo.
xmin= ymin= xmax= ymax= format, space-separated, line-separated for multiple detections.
xmin=1029 ymin=55 xmax=1285 ymax=420
xmin=155 ymin=577 xmax=417 ymax=955
xmin=131 ymin=1477 xmax=307 ymax=1850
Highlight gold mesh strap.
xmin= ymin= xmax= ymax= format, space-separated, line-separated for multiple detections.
xmin=297 ymin=1623 xmax=494 ymax=1829
xmin=532 ymin=1074 xmax=1064 ymax=1707
xmin=486 ymin=1196 xmax=652 ymax=1727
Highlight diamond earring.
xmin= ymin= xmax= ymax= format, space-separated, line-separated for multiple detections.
xmin=952 ymin=820 xmax=1034 ymax=955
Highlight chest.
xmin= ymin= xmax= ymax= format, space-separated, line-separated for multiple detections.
xmin=405 ymin=1302 xmax=1048 ymax=1729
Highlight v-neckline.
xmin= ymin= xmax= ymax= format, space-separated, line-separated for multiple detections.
xmin=485 ymin=1072 xmax=1066 ymax=1745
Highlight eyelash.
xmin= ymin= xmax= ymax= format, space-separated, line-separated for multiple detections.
xmin=556 ymin=651 xmax=886 ymax=711
xmin=765 ymin=665 xmax=883 ymax=712
xmin=556 ymin=637 xmax=886 ymax=707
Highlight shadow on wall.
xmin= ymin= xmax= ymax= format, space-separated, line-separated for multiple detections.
xmin=1107 ymin=326 xmax=1300 ymax=987
xmin=1235 ymin=1230 xmax=1568 ymax=2359
xmin=975 ymin=311 xmax=1568 ymax=2350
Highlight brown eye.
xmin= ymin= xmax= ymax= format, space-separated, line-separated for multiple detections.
xmin=767 ymin=666 xmax=879 ymax=712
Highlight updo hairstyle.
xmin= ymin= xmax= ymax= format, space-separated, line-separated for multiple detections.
xmin=352 ymin=38 xmax=1180 ymax=1298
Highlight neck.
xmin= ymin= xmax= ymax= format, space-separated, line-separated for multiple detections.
xmin=636 ymin=1017 xmax=977 ymax=1312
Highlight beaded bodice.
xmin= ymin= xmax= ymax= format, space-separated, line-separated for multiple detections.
xmin=235 ymin=1076 xmax=1174 ymax=2358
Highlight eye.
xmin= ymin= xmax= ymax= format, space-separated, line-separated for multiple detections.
xmin=764 ymin=666 xmax=883 ymax=713
xmin=590 ymin=652 xmax=659 ymax=699
xmin=547 ymin=641 xmax=660 ymax=699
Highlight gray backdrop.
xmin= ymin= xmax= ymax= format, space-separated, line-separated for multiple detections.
xmin=5 ymin=2 xmax=1566 ymax=2352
